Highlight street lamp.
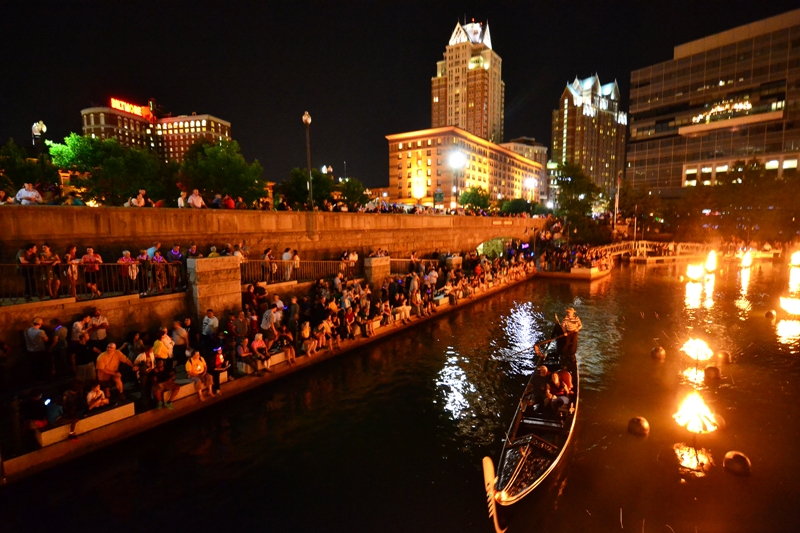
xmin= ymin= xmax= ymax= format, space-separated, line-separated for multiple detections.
xmin=302 ymin=111 xmax=313 ymax=209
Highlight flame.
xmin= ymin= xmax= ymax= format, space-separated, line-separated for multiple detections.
xmin=685 ymin=282 xmax=702 ymax=310
xmin=681 ymin=338 xmax=714 ymax=361
xmin=790 ymin=267 xmax=800 ymax=294
xmin=673 ymin=392 xmax=719 ymax=433
xmin=780 ymin=297 xmax=800 ymax=315
xmin=686 ymin=264 xmax=705 ymax=281
xmin=705 ymin=250 xmax=717 ymax=272
xmin=682 ymin=367 xmax=705 ymax=386
xmin=704 ymin=274 xmax=715 ymax=309
xmin=777 ymin=320 xmax=800 ymax=346
xmin=674 ymin=443 xmax=714 ymax=477
xmin=791 ymin=251 xmax=800 ymax=266
xmin=741 ymin=251 xmax=753 ymax=268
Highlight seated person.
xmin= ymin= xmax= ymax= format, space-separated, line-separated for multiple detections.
xmin=95 ymin=343 xmax=134 ymax=402
xmin=276 ymin=325 xmax=296 ymax=366
xmin=86 ymin=380 xmax=110 ymax=411
xmin=153 ymin=358 xmax=181 ymax=409
xmin=185 ymin=350 xmax=215 ymax=401
xmin=237 ymin=337 xmax=264 ymax=376
xmin=300 ymin=322 xmax=318 ymax=356
xmin=524 ymin=366 xmax=551 ymax=407
xmin=547 ymin=372 xmax=570 ymax=410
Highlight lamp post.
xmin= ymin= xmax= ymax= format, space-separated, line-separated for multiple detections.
xmin=302 ymin=111 xmax=313 ymax=210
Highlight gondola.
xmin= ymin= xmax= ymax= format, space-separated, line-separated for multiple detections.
xmin=482 ymin=320 xmax=579 ymax=533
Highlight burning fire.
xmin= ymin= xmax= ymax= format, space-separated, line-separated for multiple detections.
xmin=791 ymin=251 xmax=800 ymax=266
xmin=682 ymin=367 xmax=705 ymax=386
xmin=685 ymin=282 xmax=702 ymax=310
xmin=686 ymin=264 xmax=705 ymax=281
xmin=780 ymin=297 xmax=800 ymax=315
xmin=705 ymin=250 xmax=717 ymax=272
xmin=681 ymin=338 xmax=714 ymax=361
xmin=790 ymin=267 xmax=800 ymax=294
xmin=674 ymin=443 xmax=714 ymax=477
xmin=673 ymin=392 xmax=719 ymax=433
xmin=741 ymin=251 xmax=753 ymax=268
xmin=777 ymin=320 xmax=800 ymax=346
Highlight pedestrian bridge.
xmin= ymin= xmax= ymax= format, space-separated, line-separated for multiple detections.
xmin=592 ymin=240 xmax=713 ymax=258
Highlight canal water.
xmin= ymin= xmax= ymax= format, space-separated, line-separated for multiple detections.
xmin=3 ymin=262 xmax=799 ymax=532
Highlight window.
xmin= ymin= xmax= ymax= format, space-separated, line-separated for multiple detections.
xmin=427 ymin=169 xmax=431 ymax=176
xmin=407 ymin=191 xmax=412 ymax=198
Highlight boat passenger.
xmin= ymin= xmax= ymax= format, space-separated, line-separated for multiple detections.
xmin=547 ymin=372 xmax=570 ymax=411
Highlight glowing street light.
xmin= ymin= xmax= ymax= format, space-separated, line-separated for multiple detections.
xmin=302 ymin=111 xmax=313 ymax=209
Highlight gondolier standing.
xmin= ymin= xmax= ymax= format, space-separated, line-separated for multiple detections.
xmin=561 ymin=307 xmax=582 ymax=369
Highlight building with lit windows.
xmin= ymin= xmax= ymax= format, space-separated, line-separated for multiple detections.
xmin=500 ymin=137 xmax=549 ymax=202
xmin=80 ymin=98 xmax=231 ymax=163
xmin=431 ymin=20 xmax=505 ymax=143
xmin=551 ymin=75 xmax=627 ymax=194
xmin=385 ymin=126 xmax=543 ymax=208
xmin=626 ymin=9 xmax=800 ymax=195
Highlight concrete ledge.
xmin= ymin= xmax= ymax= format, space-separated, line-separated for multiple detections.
xmin=237 ymin=353 xmax=287 ymax=374
xmin=35 ymin=402 xmax=136 ymax=447
xmin=536 ymin=267 xmax=612 ymax=281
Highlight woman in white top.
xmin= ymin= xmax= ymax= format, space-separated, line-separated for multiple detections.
xmin=177 ymin=191 xmax=187 ymax=208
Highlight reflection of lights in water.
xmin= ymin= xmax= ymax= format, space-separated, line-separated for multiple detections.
xmin=682 ymin=367 xmax=705 ymax=386
xmin=674 ymin=443 xmax=714 ymax=477
xmin=686 ymin=264 xmax=705 ymax=281
xmin=435 ymin=353 xmax=476 ymax=419
xmin=777 ymin=320 xmax=800 ymax=346
xmin=685 ymin=282 xmax=702 ymax=309
xmin=735 ymin=267 xmax=751 ymax=314
xmin=674 ymin=392 xmax=719 ymax=433
xmin=498 ymin=302 xmax=544 ymax=374
xmin=703 ymin=274 xmax=715 ymax=309
xmin=790 ymin=267 xmax=800 ymax=295
xmin=781 ymin=297 xmax=800 ymax=316
xmin=705 ymin=250 xmax=717 ymax=272
xmin=741 ymin=251 xmax=753 ymax=267
xmin=792 ymin=251 xmax=800 ymax=266
xmin=681 ymin=338 xmax=714 ymax=361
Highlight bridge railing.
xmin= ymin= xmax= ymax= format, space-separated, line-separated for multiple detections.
xmin=240 ymin=260 xmax=362 ymax=286
xmin=593 ymin=241 xmax=714 ymax=257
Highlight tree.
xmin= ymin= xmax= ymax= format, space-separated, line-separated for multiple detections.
xmin=554 ymin=163 xmax=601 ymax=219
xmin=276 ymin=167 xmax=335 ymax=209
xmin=0 ymin=138 xmax=59 ymax=190
xmin=500 ymin=198 xmax=536 ymax=214
xmin=180 ymin=139 xmax=265 ymax=204
xmin=337 ymin=177 xmax=368 ymax=210
xmin=458 ymin=186 xmax=490 ymax=210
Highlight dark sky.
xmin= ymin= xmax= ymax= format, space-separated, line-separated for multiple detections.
xmin=2 ymin=1 xmax=799 ymax=187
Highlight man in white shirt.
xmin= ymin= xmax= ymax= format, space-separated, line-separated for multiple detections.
xmin=281 ymin=248 xmax=293 ymax=280
xmin=89 ymin=307 xmax=109 ymax=351
xmin=71 ymin=314 xmax=92 ymax=342
xmin=188 ymin=189 xmax=206 ymax=209
xmin=16 ymin=183 xmax=43 ymax=205
xmin=201 ymin=309 xmax=219 ymax=354
xmin=271 ymin=294 xmax=284 ymax=324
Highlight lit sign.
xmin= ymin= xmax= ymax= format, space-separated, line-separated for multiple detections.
xmin=110 ymin=98 xmax=154 ymax=121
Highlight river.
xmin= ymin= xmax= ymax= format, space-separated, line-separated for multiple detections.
xmin=2 ymin=261 xmax=799 ymax=532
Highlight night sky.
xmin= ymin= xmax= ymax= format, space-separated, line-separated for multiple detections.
xmin=2 ymin=1 xmax=799 ymax=187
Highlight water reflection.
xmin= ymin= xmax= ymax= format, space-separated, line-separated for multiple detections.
xmin=704 ymin=274 xmax=715 ymax=309
xmin=685 ymin=281 xmax=702 ymax=309
xmin=780 ymin=297 xmax=800 ymax=315
xmin=735 ymin=267 xmax=752 ymax=316
xmin=790 ymin=266 xmax=800 ymax=294
xmin=776 ymin=320 xmax=800 ymax=348
xmin=673 ymin=443 xmax=714 ymax=477
xmin=435 ymin=351 xmax=475 ymax=419
xmin=496 ymin=301 xmax=544 ymax=375
xmin=681 ymin=366 xmax=705 ymax=387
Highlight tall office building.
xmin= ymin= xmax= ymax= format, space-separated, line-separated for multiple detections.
xmin=626 ymin=9 xmax=800 ymax=195
xmin=431 ymin=20 xmax=505 ymax=143
xmin=500 ymin=137 xmax=548 ymax=202
xmin=551 ymin=75 xmax=627 ymax=194
xmin=81 ymin=97 xmax=231 ymax=163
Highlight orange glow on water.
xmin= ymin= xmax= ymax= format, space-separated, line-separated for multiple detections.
xmin=685 ymin=282 xmax=702 ymax=310
xmin=741 ymin=251 xmax=753 ymax=268
xmin=674 ymin=392 xmax=719 ymax=434
xmin=681 ymin=338 xmax=713 ymax=361
xmin=705 ymin=250 xmax=717 ymax=272
xmin=777 ymin=320 xmax=800 ymax=346
xmin=682 ymin=367 xmax=705 ymax=386
xmin=780 ymin=297 xmax=800 ymax=315
xmin=791 ymin=251 xmax=800 ymax=266
xmin=790 ymin=267 xmax=800 ymax=294
xmin=674 ymin=443 xmax=714 ymax=477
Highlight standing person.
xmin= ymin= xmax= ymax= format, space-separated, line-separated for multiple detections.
xmin=49 ymin=318 xmax=69 ymax=378
xmin=81 ymin=247 xmax=103 ymax=298
xmin=561 ymin=307 xmax=582 ymax=369
xmin=38 ymin=243 xmax=61 ymax=299
xmin=281 ymin=248 xmax=293 ymax=281
xmin=24 ymin=318 xmax=49 ymax=381
xmin=188 ymin=189 xmax=206 ymax=209
xmin=201 ymin=309 xmax=219 ymax=355
xmin=260 ymin=304 xmax=279 ymax=350
xmin=164 ymin=244 xmax=184 ymax=291
xmin=171 ymin=320 xmax=190 ymax=365
xmin=62 ymin=245 xmax=80 ymax=299
xmin=16 ymin=243 xmax=39 ymax=301
xmin=88 ymin=307 xmax=109 ymax=353
xmin=153 ymin=327 xmax=175 ymax=367
xmin=117 ymin=251 xmax=137 ymax=295
xmin=177 ymin=191 xmax=187 ymax=208
xmin=133 ymin=345 xmax=157 ymax=406
xmin=231 ymin=311 xmax=249 ymax=344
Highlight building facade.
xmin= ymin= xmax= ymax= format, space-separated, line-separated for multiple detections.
xmin=551 ymin=75 xmax=627 ymax=194
xmin=81 ymin=98 xmax=231 ymax=163
xmin=431 ymin=21 xmax=505 ymax=143
xmin=500 ymin=137 xmax=549 ymax=202
xmin=385 ymin=126 xmax=543 ymax=208
xmin=626 ymin=9 xmax=800 ymax=195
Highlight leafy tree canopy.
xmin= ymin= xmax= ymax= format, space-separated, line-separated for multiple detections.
xmin=276 ymin=167 xmax=335 ymax=209
xmin=554 ymin=163 xmax=601 ymax=219
xmin=337 ymin=177 xmax=368 ymax=210
xmin=458 ymin=186 xmax=490 ymax=210
xmin=180 ymin=139 xmax=265 ymax=204
xmin=500 ymin=198 xmax=536 ymax=214
xmin=1 ymin=138 xmax=59 ymax=190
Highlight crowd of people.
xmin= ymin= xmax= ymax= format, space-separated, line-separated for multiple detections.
xmin=10 ymin=249 xmax=537 ymax=446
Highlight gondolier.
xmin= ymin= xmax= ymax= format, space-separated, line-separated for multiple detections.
xmin=561 ymin=307 xmax=582 ymax=367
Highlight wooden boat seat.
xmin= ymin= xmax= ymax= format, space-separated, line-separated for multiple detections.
xmin=521 ymin=417 xmax=563 ymax=431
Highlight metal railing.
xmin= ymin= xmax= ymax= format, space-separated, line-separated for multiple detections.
xmin=240 ymin=260 xmax=362 ymax=286
xmin=389 ymin=259 xmax=439 ymax=275
xmin=0 ymin=262 xmax=187 ymax=306
xmin=593 ymin=240 xmax=713 ymax=258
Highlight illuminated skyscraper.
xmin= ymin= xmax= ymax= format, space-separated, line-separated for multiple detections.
xmin=431 ymin=20 xmax=505 ymax=143
xmin=551 ymin=75 xmax=627 ymax=193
